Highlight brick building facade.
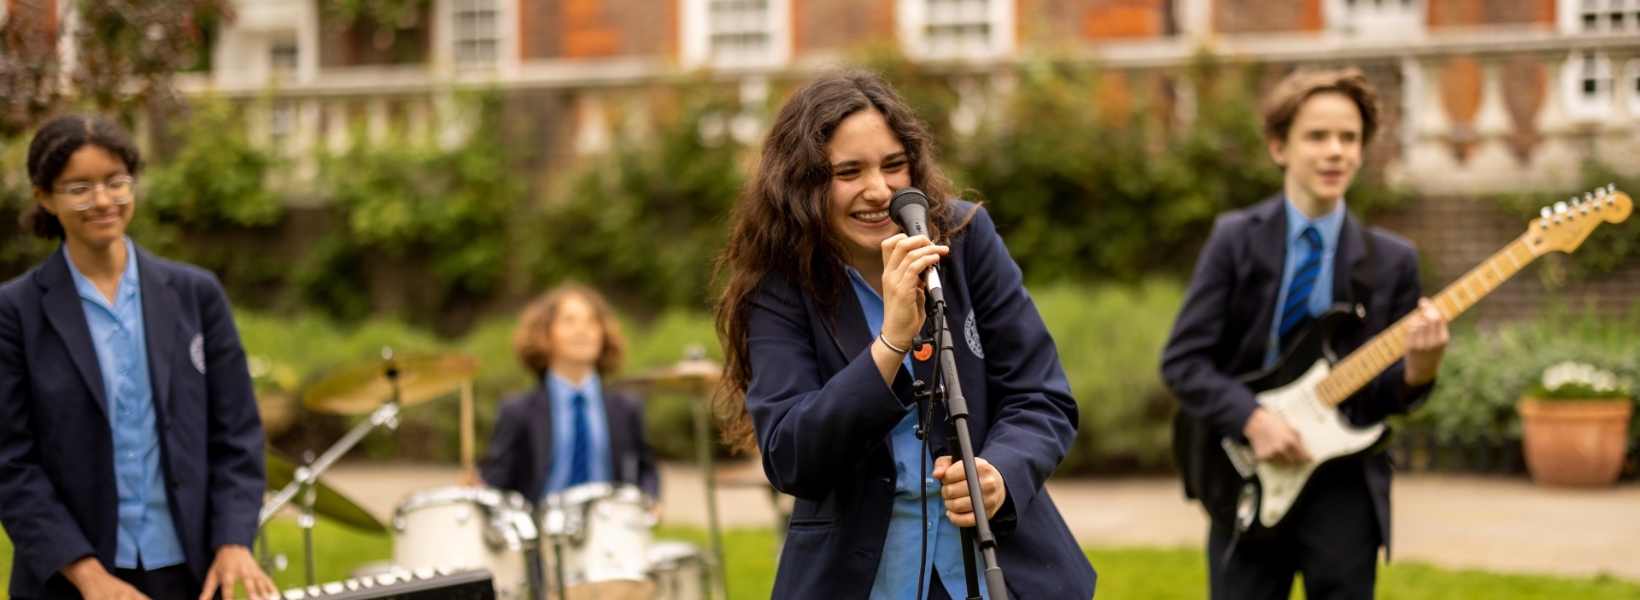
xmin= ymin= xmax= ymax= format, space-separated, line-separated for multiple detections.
xmin=181 ymin=0 xmax=1640 ymax=318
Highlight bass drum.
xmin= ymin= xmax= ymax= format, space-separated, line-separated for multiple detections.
xmin=540 ymin=482 xmax=656 ymax=600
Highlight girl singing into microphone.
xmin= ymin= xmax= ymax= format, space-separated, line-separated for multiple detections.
xmin=712 ymin=70 xmax=1096 ymax=599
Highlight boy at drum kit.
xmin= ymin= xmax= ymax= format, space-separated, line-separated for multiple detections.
xmin=480 ymin=283 xmax=682 ymax=599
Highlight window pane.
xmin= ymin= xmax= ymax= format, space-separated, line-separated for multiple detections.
xmin=453 ymin=0 xmax=497 ymax=65
xmin=709 ymin=0 xmax=771 ymax=57
xmin=270 ymin=44 xmax=298 ymax=72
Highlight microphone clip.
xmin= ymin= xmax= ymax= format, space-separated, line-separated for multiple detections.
xmin=911 ymin=380 xmax=933 ymax=440
xmin=911 ymin=333 xmax=935 ymax=362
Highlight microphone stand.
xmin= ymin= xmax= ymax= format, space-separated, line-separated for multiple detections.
xmin=921 ymin=266 xmax=1007 ymax=600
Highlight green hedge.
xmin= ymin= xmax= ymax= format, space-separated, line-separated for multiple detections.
xmin=1037 ymin=281 xmax=1183 ymax=474
xmin=190 ymin=288 xmax=1640 ymax=471
xmin=236 ymin=280 xmax=1185 ymax=473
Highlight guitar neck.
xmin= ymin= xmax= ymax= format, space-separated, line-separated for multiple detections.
xmin=1314 ymin=236 xmax=1536 ymax=406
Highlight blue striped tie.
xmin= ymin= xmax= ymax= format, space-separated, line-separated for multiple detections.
xmin=1278 ymin=226 xmax=1324 ymax=349
xmin=568 ymin=392 xmax=591 ymax=487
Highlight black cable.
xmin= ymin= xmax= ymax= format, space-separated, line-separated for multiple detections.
xmin=917 ymin=301 xmax=947 ymax=600
xmin=917 ymin=378 xmax=929 ymax=600
xmin=927 ymin=300 xmax=953 ymax=599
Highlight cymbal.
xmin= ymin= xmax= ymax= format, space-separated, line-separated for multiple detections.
xmin=303 ymin=353 xmax=480 ymax=416
xmin=615 ymin=358 xmax=721 ymax=395
xmin=265 ymin=452 xmax=386 ymax=534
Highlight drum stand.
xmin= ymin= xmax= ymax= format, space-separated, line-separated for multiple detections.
xmin=538 ymin=504 xmax=569 ymax=600
xmin=259 ymin=357 xmax=407 ymax=587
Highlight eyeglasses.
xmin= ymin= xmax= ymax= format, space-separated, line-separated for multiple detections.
xmin=53 ymin=176 xmax=136 ymax=211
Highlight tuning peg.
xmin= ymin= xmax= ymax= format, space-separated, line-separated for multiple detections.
xmin=1606 ymin=183 xmax=1617 ymax=194
xmin=1554 ymin=201 xmax=1568 ymax=214
xmin=1571 ymin=196 xmax=1582 ymax=206
xmin=1541 ymin=206 xmax=1553 ymax=219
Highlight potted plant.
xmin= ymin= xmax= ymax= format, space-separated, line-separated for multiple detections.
xmin=1517 ymin=361 xmax=1635 ymax=488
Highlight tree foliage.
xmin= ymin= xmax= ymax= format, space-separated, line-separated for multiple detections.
xmin=525 ymin=81 xmax=748 ymax=311
xmin=0 ymin=0 xmax=232 ymax=136
xmin=299 ymin=92 xmax=521 ymax=320
xmin=73 ymin=1 xmax=233 ymax=111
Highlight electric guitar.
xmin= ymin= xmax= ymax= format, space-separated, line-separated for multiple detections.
xmin=1223 ymin=185 xmax=1632 ymax=534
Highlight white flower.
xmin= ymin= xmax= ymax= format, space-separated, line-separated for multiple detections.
xmin=1541 ymin=361 xmax=1625 ymax=394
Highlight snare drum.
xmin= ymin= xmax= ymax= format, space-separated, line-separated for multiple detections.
xmin=393 ymin=486 xmax=537 ymax=599
xmin=540 ymin=482 xmax=656 ymax=600
xmin=647 ymin=541 xmax=708 ymax=600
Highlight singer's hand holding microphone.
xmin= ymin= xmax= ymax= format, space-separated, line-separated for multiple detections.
xmin=878 ymin=188 xmax=946 ymax=354
xmin=882 ymin=188 xmax=1011 ymax=527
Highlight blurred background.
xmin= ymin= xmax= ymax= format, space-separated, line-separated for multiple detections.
xmin=1 ymin=0 xmax=1638 ymax=596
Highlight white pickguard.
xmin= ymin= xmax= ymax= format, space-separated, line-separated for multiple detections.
xmin=1226 ymin=359 xmax=1386 ymax=528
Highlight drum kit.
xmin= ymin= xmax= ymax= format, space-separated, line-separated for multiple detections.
xmin=260 ymin=347 xmax=728 ymax=600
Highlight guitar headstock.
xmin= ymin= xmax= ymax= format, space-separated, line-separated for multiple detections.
xmin=1524 ymin=184 xmax=1632 ymax=256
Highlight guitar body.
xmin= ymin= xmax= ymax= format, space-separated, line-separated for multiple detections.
xmin=1220 ymin=307 xmax=1390 ymax=535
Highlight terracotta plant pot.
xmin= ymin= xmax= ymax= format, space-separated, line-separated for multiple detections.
xmin=1517 ymin=398 xmax=1634 ymax=488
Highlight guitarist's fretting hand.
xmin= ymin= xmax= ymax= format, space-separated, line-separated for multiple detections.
xmin=1243 ymin=408 xmax=1312 ymax=466
xmin=1402 ymin=298 xmax=1449 ymax=387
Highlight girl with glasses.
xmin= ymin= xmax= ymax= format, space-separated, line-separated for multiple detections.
xmin=0 ymin=115 xmax=275 ymax=600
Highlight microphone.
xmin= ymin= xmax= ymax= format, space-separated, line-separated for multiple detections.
xmin=889 ymin=187 xmax=945 ymax=307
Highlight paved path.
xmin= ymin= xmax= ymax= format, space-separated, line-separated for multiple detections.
xmin=317 ymin=461 xmax=1640 ymax=582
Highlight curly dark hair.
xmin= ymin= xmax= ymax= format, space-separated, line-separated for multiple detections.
xmin=710 ymin=69 xmax=970 ymax=454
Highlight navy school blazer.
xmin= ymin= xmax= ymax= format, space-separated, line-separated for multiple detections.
xmin=744 ymin=202 xmax=1097 ymax=599
xmin=0 ymin=246 xmax=266 ymax=599
xmin=1160 ymin=195 xmax=1434 ymax=550
xmin=479 ymin=384 xmax=661 ymax=503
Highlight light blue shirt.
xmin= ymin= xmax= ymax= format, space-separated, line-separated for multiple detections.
xmin=846 ymin=267 xmax=991 ymax=600
xmin=63 ymin=238 xmax=185 ymax=570
xmin=1264 ymin=197 xmax=1347 ymax=367
xmin=542 ymin=371 xmax=612 ymax=497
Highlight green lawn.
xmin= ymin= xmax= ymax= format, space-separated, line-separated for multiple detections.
xmin=1 ymin=522 xmax=1636 ymax=599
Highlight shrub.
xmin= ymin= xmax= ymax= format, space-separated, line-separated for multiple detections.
xmin=1401 ymin=304 xmax=1640 ymax=441
xmin=1037 ymin=281 xmax=1184 ymax=475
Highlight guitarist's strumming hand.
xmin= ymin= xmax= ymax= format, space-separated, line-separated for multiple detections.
xmin=1244 ymin=408 xmax=1312 ymax=466
xmin=1402 ymin=298 xmax=1449 ymax=387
